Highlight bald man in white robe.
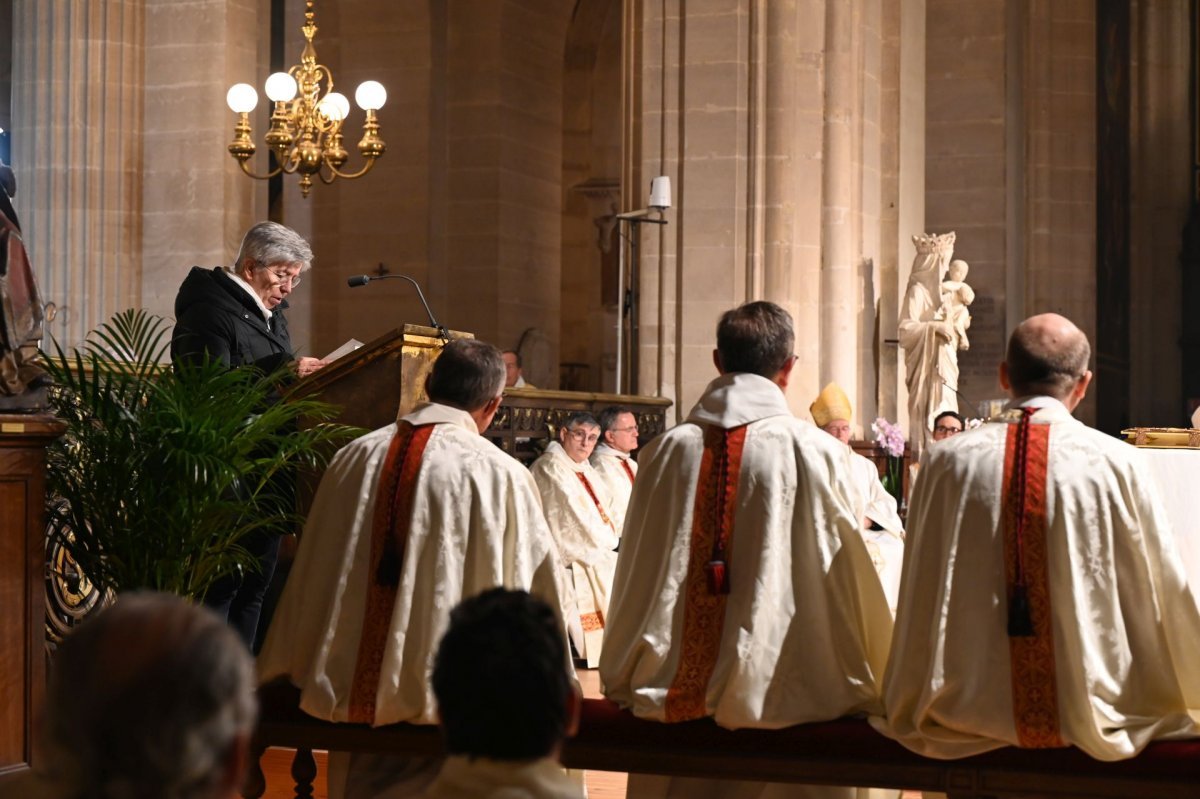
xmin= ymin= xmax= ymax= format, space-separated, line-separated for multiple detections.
xmin=600 ymin=301 xmax=893 ymax=799
xmin=258 ymin=339 xmax=570 ymax=799
xmin=875 ymin=313 xmax=1200 ymax=760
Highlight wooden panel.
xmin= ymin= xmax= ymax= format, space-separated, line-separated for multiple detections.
xmin=0 ymin=475 xmax=28 ymax=766
xmin=0 ymin=415 xmax=64 ymax=780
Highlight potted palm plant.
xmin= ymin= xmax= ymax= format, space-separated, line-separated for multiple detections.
xmin=41 ymin=308 xmax=358 ymax=600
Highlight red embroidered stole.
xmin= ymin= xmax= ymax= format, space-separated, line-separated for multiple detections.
xmin=621 ymin=458 xmax=636 ymax=484
xmin=575 ymin=471 xmax=615 ymax=531
xmin=347 ymin=422 xmax=435 ymax=725
xmin=663 ymin=424 xmax=748 ymax=722
xmin=1001 ymin=411 xmax=1065 ymax=748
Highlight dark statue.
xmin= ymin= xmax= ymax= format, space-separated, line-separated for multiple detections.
xmin=0 ymin=161 xmax=49 ymax=410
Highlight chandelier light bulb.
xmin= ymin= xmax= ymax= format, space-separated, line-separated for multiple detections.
xmin=264 ymin=72 xmax=298 ymax=103
xmin=355 ymin=81 xmax=387 ymax=111
xmin=226 ymin=83 xmax=259 ymax=114
xmin=318 ymin=92 xmax=351 ymax=122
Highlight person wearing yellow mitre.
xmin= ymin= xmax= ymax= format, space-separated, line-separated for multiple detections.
xmin=810 ymin=382 xmax=905 ymax=613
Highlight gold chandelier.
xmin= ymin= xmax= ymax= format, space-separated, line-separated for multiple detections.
xmin=225 ymin=0 xmax=386 ymax=198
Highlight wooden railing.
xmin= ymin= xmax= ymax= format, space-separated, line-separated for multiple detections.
xmin=486 ymin=387 xmax=672 ymax=465
xmin=243 ymin=681 xmax=1200 ymax=799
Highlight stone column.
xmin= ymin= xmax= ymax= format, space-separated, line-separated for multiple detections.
xmin=1129 ymin=0 xmax=1189 ymax=424
xmin=820 ymin=0 xmax=859 ymax=411
xmin=434 ymin=0 xmax=570 ymax=386
xmin=11 ymin=0 xmax=264 ymax=349
xmin=141 ymin=0 xmax=265 ymax=328
xmin=760 ymin=0 xmax=828 ymax=419
xmin=633 ymin=0 xmax=923 ymax=426
xmin=925 ymin=0 xmax=1017 ymax=418
xmin=12 ymin=0 xmax=146 ymax=349
xmin=880 ymin=0 xmax=925 ymax=426
xmin=1024 ymin=0 xmax=1097 ymax=423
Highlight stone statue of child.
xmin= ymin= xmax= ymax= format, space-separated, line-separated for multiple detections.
xmin=935 ymin=259 xmax=974 ymax=351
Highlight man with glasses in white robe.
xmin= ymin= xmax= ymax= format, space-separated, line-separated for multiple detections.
xmin=531 ymin=412 xmax=620 ymax=667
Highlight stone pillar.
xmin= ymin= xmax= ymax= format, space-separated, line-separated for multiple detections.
xmin=634 ymin=0 xmax=923 ymax=426
xmin=141 ymin=0 xmax=265 ymax=328
xmin=1129 ymin=0 xmax=1189 ymax=424
xmin=11 ymin=0 xmax=264 ymax=349
xmin=760 ymin=0 xmax=823 ymax=417
xmin=429 ymin=0 xmax=571 ymax=386
xmin=882 ymin=0 xmax=926 ymax=426
xmin=12 ymin=0 xmax=146 ymax=348
xmin=1025 ymin=0 xmax=1097 ymax=423
xmin=302 ymin=0 xmax=433 ymax=360
xmin=924 ymin=0 xmax=1013 ymax=419
xmin=634 ymin=0 xmax=753 ymax=417
xmin=820 ymin=0 xmax=860 ymax=409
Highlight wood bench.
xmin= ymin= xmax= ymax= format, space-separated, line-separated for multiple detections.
xmin=244 ymin=680 xmax=1200 ymax=799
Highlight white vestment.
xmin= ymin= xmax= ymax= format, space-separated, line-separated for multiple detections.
xmin=599 ymin=373 xmax=894 ymax=799
xmin=589 ymin=442 xmax=638 ymax=534
xmin=847 ymin=451 xmax=905 ymax=613
xmin=875 ymin=397 xmax=1200 ymax=760
xmin=257 ymin=403 xmax=571 ymax=797
xmin=531 ymin=441 xmax=620 ymax=666
xmin=421 ymin=756 xmax=583 ymax=799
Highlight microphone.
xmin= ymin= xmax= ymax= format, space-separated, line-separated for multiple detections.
xmin=941 ymin=379 xmax=977 ymax=415
xmin=347 ymin=274 xmax=448 ymax=340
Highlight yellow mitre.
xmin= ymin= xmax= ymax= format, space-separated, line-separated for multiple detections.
xmin=810 ymin=382 xmax=852 ymax=428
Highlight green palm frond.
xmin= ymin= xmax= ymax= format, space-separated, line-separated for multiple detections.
xmin=42 ymin=308 xmax=362 ymax=599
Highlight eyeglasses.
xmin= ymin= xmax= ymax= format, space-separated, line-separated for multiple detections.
xmin=934 ymin=425 xmax=962 ymax=435
xmin=609 ymin=426 xmax=639 ymax=434
xmin=269 ymin=270 xmax=302 ymax=288
xmin=566 ymin=429 xmax=600 ymax=445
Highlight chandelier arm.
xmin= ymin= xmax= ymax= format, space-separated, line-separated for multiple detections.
xmin=322 ymin=157 xmax=381 ymax=181
xmin=237 ymin=160 xmax=285 ymax=181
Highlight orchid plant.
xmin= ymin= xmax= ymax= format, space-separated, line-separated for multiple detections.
xmin=871 ymin=417 xmax=906 ymax=503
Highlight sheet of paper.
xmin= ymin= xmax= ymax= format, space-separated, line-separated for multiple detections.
xmin=323 ymin=338 xmax=364 ymax=363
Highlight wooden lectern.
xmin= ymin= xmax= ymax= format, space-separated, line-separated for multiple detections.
xmin=289 ymin=324 xmax=472 ymax=432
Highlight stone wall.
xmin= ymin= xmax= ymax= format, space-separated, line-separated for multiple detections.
xmin=924 ymin=0 xmax=1011 ymax=417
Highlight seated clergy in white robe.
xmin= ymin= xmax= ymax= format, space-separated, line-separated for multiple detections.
xmin=589 ymin=405 xmax=639 ymax=533
xmin=810 ymin=382 xmax=906 ymax=612
xmin=599 ymin=301 xmax=894 ymax=799
xmin=876 ymin=313 xmax=1200 ymax=760
xmin=257 ymin=339 xmax=570 ymax=799
xmin=531 ymin=412 xmax=619 ymax=667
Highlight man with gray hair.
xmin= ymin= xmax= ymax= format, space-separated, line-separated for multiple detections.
xmin=877 ymin=312 xmax=1200 ymax=760
xmin=172 ymin=220 xmax=326 ymax=378
xmin=36 ymin=592 xmax=256 ymax=799
xmin=600 ymin=301 xmax=892 ymax=799
xmin=259 ymin=338 xmax=571 ymax=798
xmin=171 ymin=220 xmax=328 ymax=649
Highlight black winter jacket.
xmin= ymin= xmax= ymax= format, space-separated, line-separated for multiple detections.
xmin=171 ymin=266 xmax=295 ymax=374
